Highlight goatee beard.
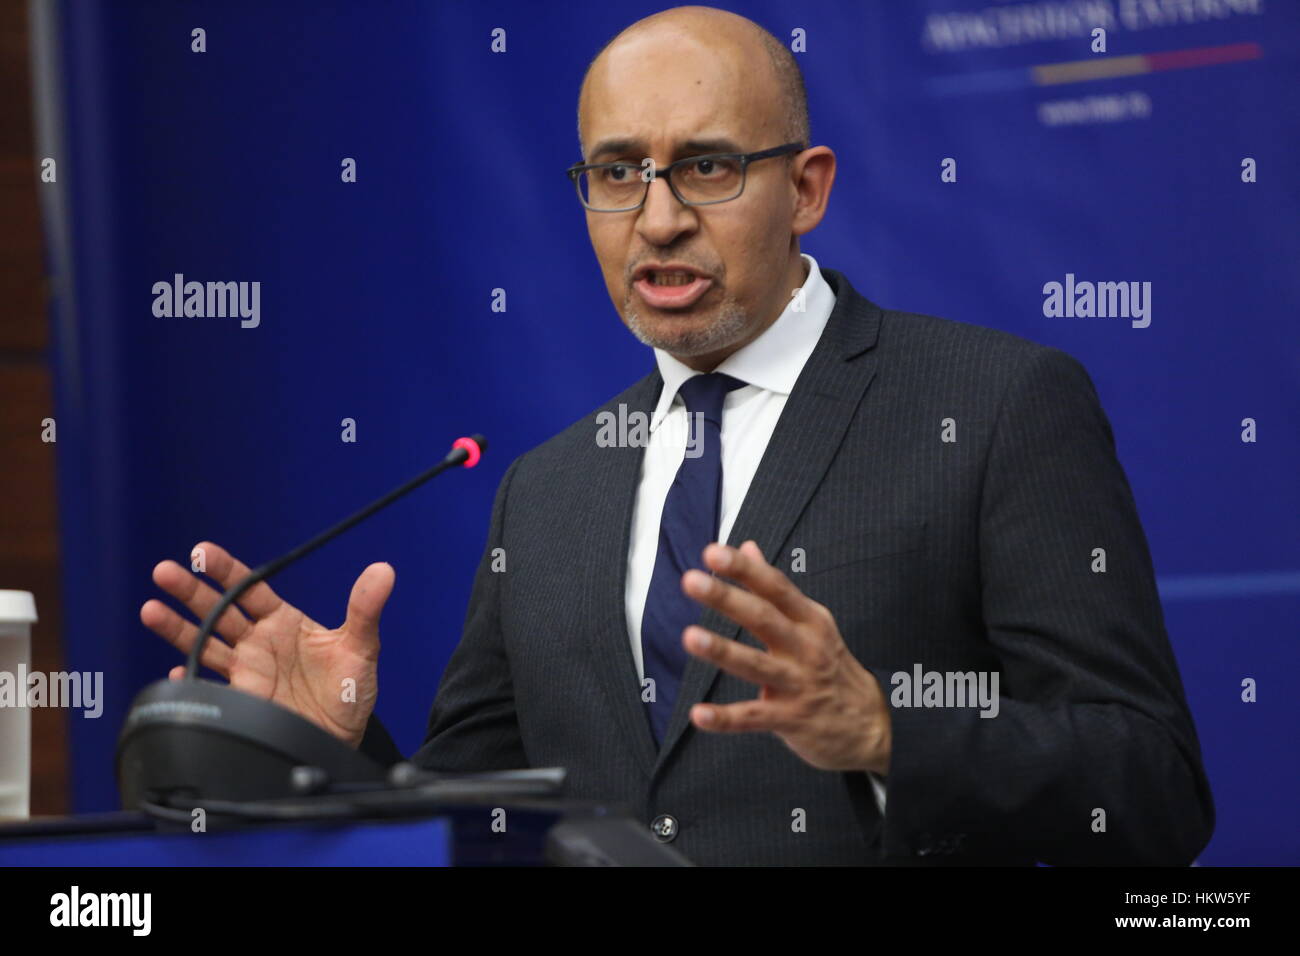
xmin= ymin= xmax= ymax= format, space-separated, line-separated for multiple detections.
xmin=621 ymin=295 xmax=750 ymax=358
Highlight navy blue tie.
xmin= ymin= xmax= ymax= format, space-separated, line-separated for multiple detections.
xmin=641 ymin=372 xmax=746 ymax=745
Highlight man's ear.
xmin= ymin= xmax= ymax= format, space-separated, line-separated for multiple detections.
xmin=791 ymin=146 xmax=836 ymax=238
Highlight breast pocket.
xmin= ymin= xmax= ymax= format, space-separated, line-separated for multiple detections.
xmin=801 ymin=520 xmax=928 ymax=576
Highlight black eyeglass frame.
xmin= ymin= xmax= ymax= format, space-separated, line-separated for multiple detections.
xmin=566 ymin=141 xmax=806 ymax=212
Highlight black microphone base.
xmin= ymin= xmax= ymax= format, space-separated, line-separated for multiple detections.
xmin=116 ymin=678 xmax=387 ymax=808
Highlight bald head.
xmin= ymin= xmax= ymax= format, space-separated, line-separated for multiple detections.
xmin=577 ymin=6 xmax=809 ymax=158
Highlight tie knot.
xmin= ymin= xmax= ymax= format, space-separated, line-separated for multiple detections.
xmin=676 ymin=372 xmax=746 ymax=426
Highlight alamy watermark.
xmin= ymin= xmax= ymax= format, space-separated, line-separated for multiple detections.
xmin=596 ymin=404 xmax=709 ymax=457
xmin=0 ymin=666 xmax=103 ymax=718
xmin=152 ymin=273 xmax=260 ymax=328
xmin=890 ymin=664 xmax=999 ymax=718
xmin=49 ymin=886 xmax=150 ymax=935
xmin=1042 ymin=273 xmax=1150 ymax=328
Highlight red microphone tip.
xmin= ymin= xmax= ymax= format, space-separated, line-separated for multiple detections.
xmin=452 ymin=435 xmax=484 ymax=468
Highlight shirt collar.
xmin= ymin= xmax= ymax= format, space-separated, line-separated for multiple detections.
xmin=649 ymin=252 xmax=836 ymax=432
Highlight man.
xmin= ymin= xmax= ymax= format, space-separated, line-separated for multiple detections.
xmin=141 ymin=6 xmax=1213 ymax=865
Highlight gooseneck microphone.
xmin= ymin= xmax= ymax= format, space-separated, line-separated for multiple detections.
xmin=184 ymin=434 xmax=486 ymax=679
xmin=117 ymin=435 xmax=488 ymax=810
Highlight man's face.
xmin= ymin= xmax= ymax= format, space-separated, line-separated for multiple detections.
xmin=578 ymin=30 xmax=799 ymax=364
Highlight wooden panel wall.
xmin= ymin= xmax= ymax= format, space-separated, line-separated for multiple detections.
xmin=0 ymin=0 xmax=68 ymax=816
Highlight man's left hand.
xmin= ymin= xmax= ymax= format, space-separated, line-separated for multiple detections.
xmin=681 ymin=540 xmax=891 ymax=775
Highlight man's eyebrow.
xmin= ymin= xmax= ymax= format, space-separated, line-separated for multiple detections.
xmin=587 ymin=137 xmax=744 ymax=162
xmin=588 ymin=138 xmax=642 ymax=161
xmin=679 ymin=137 xmax=744 ymax=155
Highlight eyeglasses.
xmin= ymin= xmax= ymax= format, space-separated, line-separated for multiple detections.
xmin=566 ymin=142 xmax=805 ymax=212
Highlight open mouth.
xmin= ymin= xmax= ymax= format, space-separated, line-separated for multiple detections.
xmin=632 ymin=268 xmax=714 ymax=310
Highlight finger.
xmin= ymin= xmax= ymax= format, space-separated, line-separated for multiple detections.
xmin=140 ymin=598 xmax=235 ymax=677
xmin=691 ymin=699 xmax=791 ymax=734
xmin=343 ymin=562 xmax=395 ymax=646
xmin=681 ymin=564 xmax=803 ymax=657
xmin=187 ymin=541 xmax=284 ymax=619
xmin=151 ymin=559 xmax=254 ymax=643
xmin=169 ymin=665 xmax=185 ymax=681
xmin=709 ymin=541 xmax=818 ymax=624
xmin=683 ymin=626 xmax=801 ymax=693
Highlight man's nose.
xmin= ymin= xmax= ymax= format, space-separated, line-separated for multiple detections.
xmin=636 ymin=175 xmax=697 ymax=246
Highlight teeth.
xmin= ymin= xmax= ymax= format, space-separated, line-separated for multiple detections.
xmin=650 ymin=272 xmax=696 ymax=286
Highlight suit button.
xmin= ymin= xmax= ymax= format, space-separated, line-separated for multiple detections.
xmin=650 ymin=814 xmax=679 ymax=843
xmin=915 ymin=831 xmax=934 ymax=857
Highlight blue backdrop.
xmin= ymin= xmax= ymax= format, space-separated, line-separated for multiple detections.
xmin=37 ymin=1 xmax=1299 ymax=864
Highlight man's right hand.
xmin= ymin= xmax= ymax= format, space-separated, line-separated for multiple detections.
xmin=139 ymin=541 xmax=394 ymax=749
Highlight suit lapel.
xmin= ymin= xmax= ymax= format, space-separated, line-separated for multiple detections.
xmin=652 ymin=268 xmax=884 ymax=772
xmin=583 ymin=368 xmax=664 ymax=778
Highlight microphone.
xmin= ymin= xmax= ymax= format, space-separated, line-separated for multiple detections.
xmin=183 ymin=433 xmax=486 ymax=678
xmin=116 ymin=435 xmax=488 ymax=811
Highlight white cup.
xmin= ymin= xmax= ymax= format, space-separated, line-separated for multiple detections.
xmin=0 ymin=590 xmax=37 ymax=819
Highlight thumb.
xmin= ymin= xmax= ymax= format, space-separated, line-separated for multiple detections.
xmin=343 ymin=561 xmax=395 ymax=641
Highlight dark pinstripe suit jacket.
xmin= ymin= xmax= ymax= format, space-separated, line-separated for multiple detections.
xmin=364 ymin=266 xmax=1214 ymax=866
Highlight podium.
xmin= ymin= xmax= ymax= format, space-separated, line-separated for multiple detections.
xmin=0 ymin=798 xmax=693 ymax=866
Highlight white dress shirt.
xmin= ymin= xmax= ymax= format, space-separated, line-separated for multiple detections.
xmin=622 ymin=252 xmax=888 ymax=814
